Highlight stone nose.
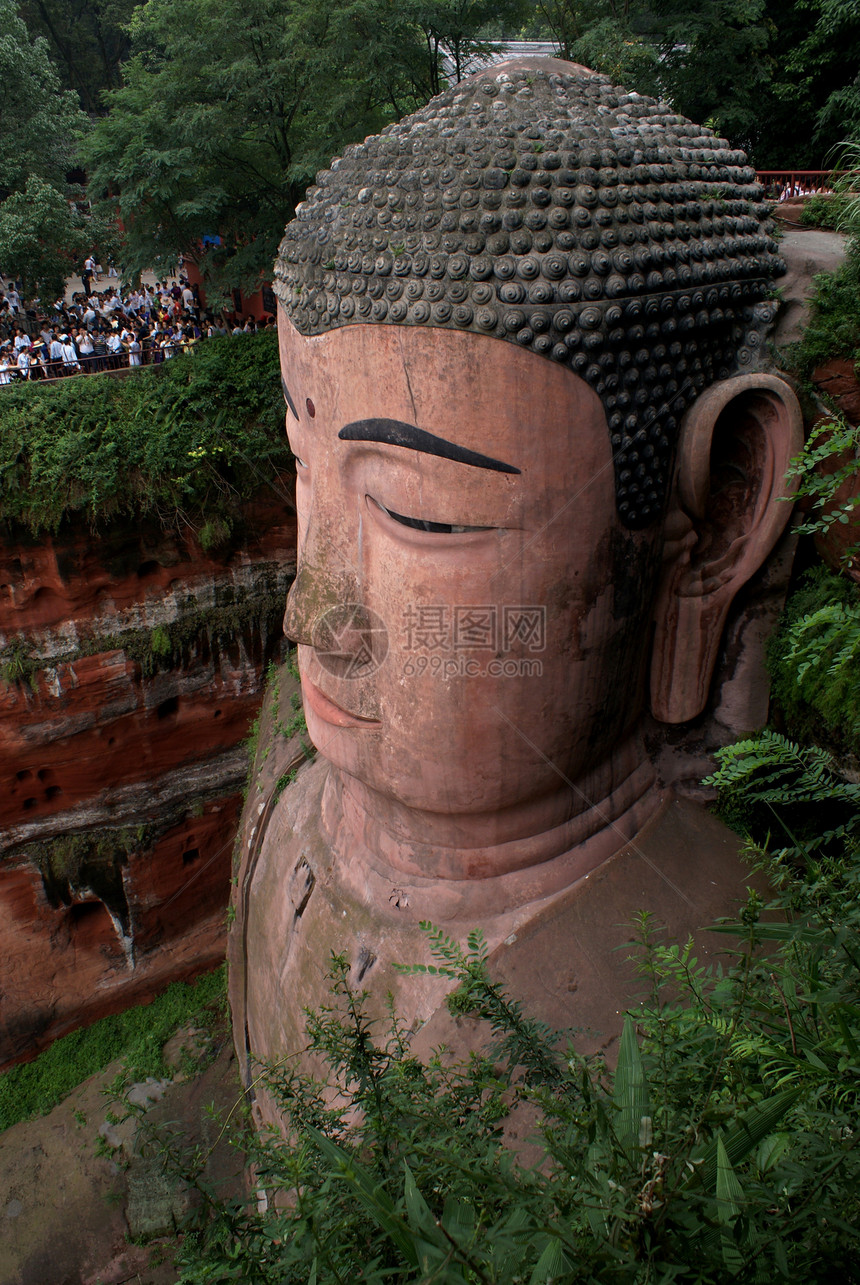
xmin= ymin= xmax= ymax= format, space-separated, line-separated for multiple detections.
xmin=283 ymin=533 xmax=364 ymax=651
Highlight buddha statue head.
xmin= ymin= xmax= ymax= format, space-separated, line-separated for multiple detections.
xmin=272 ymin=58 xmax=801 ymax=882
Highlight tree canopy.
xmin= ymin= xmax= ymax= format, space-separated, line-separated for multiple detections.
xmin=82 ymin=0 xmax=528 ymax=293
xmin=0 ymin=0 xmax=85 ymax=197
xmin=529 ymin=0 xmax=860 ymax=168
xmin=0 ymin=0 xmax=90 ymax=297
xmin=6 ymin=0 xmax=860 ymax=296
xmin=17 ymin=0 xmax=138 ymax=115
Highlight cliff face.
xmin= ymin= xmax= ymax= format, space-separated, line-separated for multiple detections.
xmin=811 ymin=358 xmax=860 ymax=580
xmin=0 ymin=497 xmax=295 ymax=1067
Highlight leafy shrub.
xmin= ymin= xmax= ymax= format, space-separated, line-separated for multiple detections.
xmin=767 ymin=568 xmax=860 ymax=758
xmin=799 ymin=192 xmax=850 ymax=229
xmin=784 ymin=247 xmax=860 ymax=380
xmin=166 ymin=898 xmax=860 ymax=1284
xmin=0 ymin=333 xmax=290 ymax=536
xmin=783 ymin=412 xmax=860 ymax=566
xmin=703 ymin=727 xmax=860 ymax=859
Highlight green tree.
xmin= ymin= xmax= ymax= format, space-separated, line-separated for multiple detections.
xmin=630 ymin=0 xmax=772 ymax=153
xmin=778 ymin=0 xmax=860 ymax=165
xmin=17 ymin=0 xmax=138 ymax=115
xmin=83 ymin=0 xmax=532 ymax=293
xmin=83 ymin=0 xmax=417 ymax=292
xmin=0 ymin=176 xmax=87 ymax=301
xmin=535 ymin=0 xmax=658 ymax=94
xmin=0 ymin=0 xmax=86 ymax=199
xmin=406 ymin=0 xmax=528 ymax=96
xmin=526 ymin=0 xmax=860 ymax=167
xmin=0 ymin=0 xmax=91 ymax=299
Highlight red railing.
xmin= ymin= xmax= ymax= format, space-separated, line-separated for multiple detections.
xmin=755 ymin=171 xmax=843 ymax=201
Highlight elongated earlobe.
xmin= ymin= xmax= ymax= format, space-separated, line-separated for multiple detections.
xmin=650 ymin=374 xmax=803 ymax=724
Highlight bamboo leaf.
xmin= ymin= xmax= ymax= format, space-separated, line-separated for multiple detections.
xmin=612 ymin=1015 xmax=650 ymax=1157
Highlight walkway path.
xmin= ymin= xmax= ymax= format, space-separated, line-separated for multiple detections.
xmin=63 ymin=267 xmax=164 ymax=305
xmin=773 ymin=227 xmax=847 ymax=348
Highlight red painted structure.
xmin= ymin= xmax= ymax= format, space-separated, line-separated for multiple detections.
xmin=756 ymin=170 xmax=843 ymax=201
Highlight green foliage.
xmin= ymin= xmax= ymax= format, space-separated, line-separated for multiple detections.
xmin=167 ymin=894 xmax=860 ymax=1283
xmin=18 ymin=0 xmax=138 ymax=115
xmin=0 ymin=332 xmax=290 ymax=536
xmin=0 ymin=0 xmax=90 ymax=295
xmin=642 ymin=0 xmax=773 ymax=154
xmin=0 ymin=967 xmax=225 ymax=1131
xmin=703 ymin=728 xmax=860 ymax=860
xmin=527 ymin=0 xmax=659 ymax=94
xmin=524 ymin=0 xmax=860 ymax=167
xmin=570 ymin=15 xmax=660 ymax=93
xmin=0 ymin=175 xmax=88 ymax=301
xmin=799 ymin=192 xmax=850 ymax=229
xmin=82 ymin=0 xmax=437 ymax=292
xmin=246 ymin=655 xmax=314 ymax=799
xmin=784 ymin=246 xmax=860 ymax=380
xmin=0 ymin=0 xmax=86 ymax=199
xmin=766 ymin=569 xmax=860 ymax=759
xmin=273 ymin=649 xmax=312 ymax=749
xmin=0 ymin=579 xmax=286 ymax=690
xmin=780 ymin=0 xmax=860 ymax=162
xmin=18 ymin=824 xmax=153 ymax=891
xmin=784 ymin=415 xmax=860 ymax=563
xmin=0 ymin=637 xmax=38 ymax=687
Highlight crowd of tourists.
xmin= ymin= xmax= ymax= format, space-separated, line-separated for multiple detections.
xmin=0 ymin=262 xmax=274 ymax=384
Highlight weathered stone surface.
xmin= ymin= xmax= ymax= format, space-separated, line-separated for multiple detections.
xmin=230 ymin=59 xmax=805 ymax=1135
xmin=277 ymin=61 xmax=783 ymax=530
xmin=0 ymin=496 xmax=296 ymax=1067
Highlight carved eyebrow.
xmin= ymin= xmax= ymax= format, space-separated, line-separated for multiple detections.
xmin=338 ymin=418 xmax=520 ymax=474
xmin=281 ymin=376 xmax=298 ymax=419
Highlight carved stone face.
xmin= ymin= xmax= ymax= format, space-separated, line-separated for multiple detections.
xmin=280 ymin=310 xmax=663 ymax=826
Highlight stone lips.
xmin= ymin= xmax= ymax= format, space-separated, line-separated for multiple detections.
xmin=275 ymin=61 xmax=784 ymax=529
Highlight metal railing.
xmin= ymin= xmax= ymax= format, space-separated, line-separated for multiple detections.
xmin=0 ymin=339 xmax=200 ymax=385
xmin=755 ymin=171 xmax=843 ymax=201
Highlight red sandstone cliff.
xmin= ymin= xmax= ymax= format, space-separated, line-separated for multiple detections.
xmin=0 ymin=497 xmax=296 ymax=1067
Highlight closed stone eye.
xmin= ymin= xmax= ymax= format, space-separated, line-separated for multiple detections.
xmin=371 ymin=497 xmax=492 ymax=534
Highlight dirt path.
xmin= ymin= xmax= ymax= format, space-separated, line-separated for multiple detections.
xmin=0 ymin=1027 xmax=247 ymax=1285
xmin=773 ymin=227 xmax=848 ymax=348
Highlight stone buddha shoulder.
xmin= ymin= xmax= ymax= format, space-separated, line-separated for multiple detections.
xmin=228 ymin=57 xmax=802 ymax=1126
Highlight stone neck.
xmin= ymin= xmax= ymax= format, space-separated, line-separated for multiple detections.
xmin=318 ymin=728 xmax=663 ymax=921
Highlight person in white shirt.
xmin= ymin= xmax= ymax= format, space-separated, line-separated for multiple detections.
xmin=0 ymin=355 xmax=12 ymax=385
xmin=127 ymin=334 xmax=142 ymax=367
xmin=106 ymin=330 xmax=124 ymax=366
xmin=49 ymin=334 xmax=64 ymax=375
xmin=77 ymin=329 xmax=94 ymax=367
xmin=13 ymin=328 xmax=31 ymax=352
xmin=60 ymin=337 xmax=80 ymax=373
xmin=16 ymin=347 xmax=31 ymax=379
xmin=6 ymin=284 xmax=20 ymax=312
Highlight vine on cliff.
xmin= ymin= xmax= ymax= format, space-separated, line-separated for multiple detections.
xmin=0 ymin=580 xmax=288 ymax=688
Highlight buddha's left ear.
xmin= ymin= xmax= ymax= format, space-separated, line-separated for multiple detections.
xmin=650 ymin=373 xmax=803 ymax=724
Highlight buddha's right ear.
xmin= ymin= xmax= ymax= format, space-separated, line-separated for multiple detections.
xmin=650 ymin=373 xmax=803 ymax=724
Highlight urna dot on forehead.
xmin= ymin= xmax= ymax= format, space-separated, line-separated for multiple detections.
xmin=275 ymin=57 xmax=784 ymax=530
